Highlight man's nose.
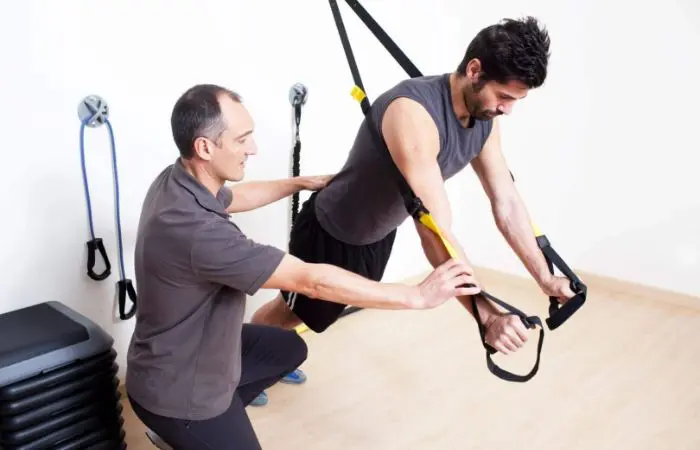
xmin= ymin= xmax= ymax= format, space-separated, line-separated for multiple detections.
xmin=498 ymin=102 xmax=514 ymax=115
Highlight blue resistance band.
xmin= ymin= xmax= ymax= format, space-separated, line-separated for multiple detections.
xmin=78 ymin=95 xmax=137 ymax=321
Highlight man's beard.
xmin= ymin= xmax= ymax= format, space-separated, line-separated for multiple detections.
xmin=464 ymin=80 xmax=501 ymax=120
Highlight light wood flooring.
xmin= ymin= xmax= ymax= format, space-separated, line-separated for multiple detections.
xmin=120 ymin=268 xmax=700 ymax=449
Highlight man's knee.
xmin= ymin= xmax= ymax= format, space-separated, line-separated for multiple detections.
xmin=251 ymin=294 xmax=301 ymax=329
xmin=288 ymin=330 xmax=308 ymax=367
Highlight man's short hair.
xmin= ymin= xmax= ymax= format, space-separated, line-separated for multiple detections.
xmin=457 ymin=16 xmax=551 ymax=89
xmin=171 ymin=84 xmax=242 ymax=159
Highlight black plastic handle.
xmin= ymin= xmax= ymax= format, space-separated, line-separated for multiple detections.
xmin=536 ymin=235 xmax=588 ymax=330
xmin=86 ymin=238 xmax=111 ymax=281
xmin=545 ymin=280 xmax=587 ymax=330
xmin=117 ymin=279 xmax=137 ymax=320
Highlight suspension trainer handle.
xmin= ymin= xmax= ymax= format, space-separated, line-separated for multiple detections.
xmin=535 ymin=234 xmax=588 ymax=330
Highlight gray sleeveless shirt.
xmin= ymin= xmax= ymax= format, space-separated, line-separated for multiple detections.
xmin=314 ymin=73 xmax=494 ymax=245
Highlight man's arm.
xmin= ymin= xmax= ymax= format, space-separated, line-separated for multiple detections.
xmin=381 ymin=97 xmax=500 ymax=321
xmin=471 ymin=117 xmax=575 ymax=301
xmin=261 ymin=254 xmax=480 ymax=311
xmin=225 ymin=175 xmax=331 ymax=214
xmin=190 ymin=224 xmax=479 ymax=311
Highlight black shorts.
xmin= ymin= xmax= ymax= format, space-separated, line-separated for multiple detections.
xmin=281 ymin=192 xmax=396 ymax=333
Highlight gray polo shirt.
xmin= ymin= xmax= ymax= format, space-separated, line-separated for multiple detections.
xmin=125 ymin=158 xmax=285 ymax=421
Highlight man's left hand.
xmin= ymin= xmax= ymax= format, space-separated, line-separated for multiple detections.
xmin=298 ymin=174 xmax=334 ymax=191
xmin=541 ymin=276 xmax=577 ymax=304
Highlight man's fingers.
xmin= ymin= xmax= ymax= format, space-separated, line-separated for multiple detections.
xmin=512 ymin=323 xmax=529 ymax=342
xmin=454 ymin=285 xmax=481 ymax=296
xmin=505 ymin=330 xmax=525 ymax=348
xmin=433 ymin=258 xmax=458 ymax=276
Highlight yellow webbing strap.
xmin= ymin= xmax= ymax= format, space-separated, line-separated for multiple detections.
xmin=415 ymin=211 xmax=460 ymax=259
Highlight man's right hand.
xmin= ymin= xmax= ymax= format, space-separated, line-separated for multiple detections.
xmin=483 ymin=313 xmax=530 ymax=354
xmin=411 ymin=259 xmax=481 ymax=309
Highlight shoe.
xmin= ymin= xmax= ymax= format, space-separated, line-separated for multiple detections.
xmin=250 ymin=391 xmax=268 ymax=406
xmin=280 ymin=368 xmax=307 ymax=384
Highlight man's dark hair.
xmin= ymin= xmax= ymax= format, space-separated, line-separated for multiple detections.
xmin=457 ymin=16 xmax=551 ymax=88
xmin=171 ymin=84 xmax=242 ymax=159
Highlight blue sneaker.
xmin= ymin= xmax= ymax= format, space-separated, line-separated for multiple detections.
xmin=249 ymin=391 xmax=268 ymax=406
xmin=280 ymin=368 xmax=307 ymax=384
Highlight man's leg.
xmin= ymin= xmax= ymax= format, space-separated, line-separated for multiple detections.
xmin=129 ymin=324 xmax=308 ymax=448
xmin=250 ymin=293 xmax=301 ymax=330
xmin=130 ymin=392 xmax=263 ymax=450
xmin=236 ymin=323 xmax=308 ymax=404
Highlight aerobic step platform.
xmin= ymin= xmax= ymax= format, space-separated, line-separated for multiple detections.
xmin=0 ymin=301 xmax=126 ymax=449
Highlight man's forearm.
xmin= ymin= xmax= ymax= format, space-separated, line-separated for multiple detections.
xmin=493 ymin=196 xmax=553 ymax=289
xmin=227 ymin=179 xmax=303 ymax=213
xmin=417 ymin=223 xmax=499 ymax=321
xmin=302 ymin=263 xmax=418 ymax=310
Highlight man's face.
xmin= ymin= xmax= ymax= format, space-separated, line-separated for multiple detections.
xmin=461 ymin=60 xmax=529 ymax=120
xmin=206 ymin=95 xmax=257 ymax=182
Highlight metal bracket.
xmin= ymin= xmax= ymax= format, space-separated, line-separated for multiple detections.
xmin=77 ymin=95 xmax=109 ymax=128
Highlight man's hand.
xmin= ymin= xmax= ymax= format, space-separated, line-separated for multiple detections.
xmin=540 ymin=276 xmax=577 ymax=305
xmin=297 ymin=174 xmax=333 ymax=191
xmin=412 ymin=259 xmax=481 ymax=309
xmin=483 ymin=313 xmax=530 ymax=354
xmin=226 ymin=174 xmax=334 ymax=214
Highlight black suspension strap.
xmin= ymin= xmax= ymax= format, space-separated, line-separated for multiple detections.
xmin=289 ymin=83 xmax=309 ymax=225
xmin=78 ymin=95 xmax=137 ymax=321
xmin=328 ymin=0 xmax=587 ymax=382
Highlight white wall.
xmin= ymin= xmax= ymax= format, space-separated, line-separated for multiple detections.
xmin=1 ymin=0 xmax=698 ymax=380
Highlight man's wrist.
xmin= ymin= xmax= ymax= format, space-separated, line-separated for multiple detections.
xmin=291 ymin=176 xmax=306 ymax=191
xmin=468 ymin=294 xmax=499 ymax=322
xmin=535 ymin=272 xmax=555 ymax=291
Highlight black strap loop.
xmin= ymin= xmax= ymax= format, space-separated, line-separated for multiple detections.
xmin=472 ymin=291 xmax=544 ymax=382
xmin=86 ymin=238 xmax=111 ymax=281
xmin=117 ymin=279 xmax=137 ymax=321
xmin=536 ymin=235 xmax=588 ymax=330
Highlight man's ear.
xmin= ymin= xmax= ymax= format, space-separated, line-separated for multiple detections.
xmin=466 ymin=58 xmax=482 ymax=82
xmin=192 ymin=137 xmax=213 ymax=161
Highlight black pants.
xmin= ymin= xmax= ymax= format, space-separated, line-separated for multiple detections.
xmin=129 ymin=324 xmax=308 ymax=449
xmin=281 ymin=192 xmax=396 ymax=333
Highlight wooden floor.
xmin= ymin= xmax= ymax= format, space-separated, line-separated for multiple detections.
xmin=121 ymin=268 xmax=700 ymax=449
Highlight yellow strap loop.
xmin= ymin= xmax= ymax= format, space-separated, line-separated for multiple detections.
xmin=351 ymin=85 xmax=366 ymax=103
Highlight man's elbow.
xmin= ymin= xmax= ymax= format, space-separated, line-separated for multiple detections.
xmin=288 ymin=263 xmax=326 ymax=300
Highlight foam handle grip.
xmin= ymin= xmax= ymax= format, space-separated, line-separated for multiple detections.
xmin=86 ymin=238 xmax=111 ymax=281
xmin=117 ymin=279 xmax=137 ymax=320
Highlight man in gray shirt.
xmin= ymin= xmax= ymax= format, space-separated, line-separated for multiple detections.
xmin=252 ymin=18 xmax=577 ymax=384
xmin=125 ymin=84 xmax=477 ymax=449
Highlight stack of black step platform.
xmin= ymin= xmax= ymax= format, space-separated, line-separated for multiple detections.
xmin=0 ymin=301 xmax=126 ymax=449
